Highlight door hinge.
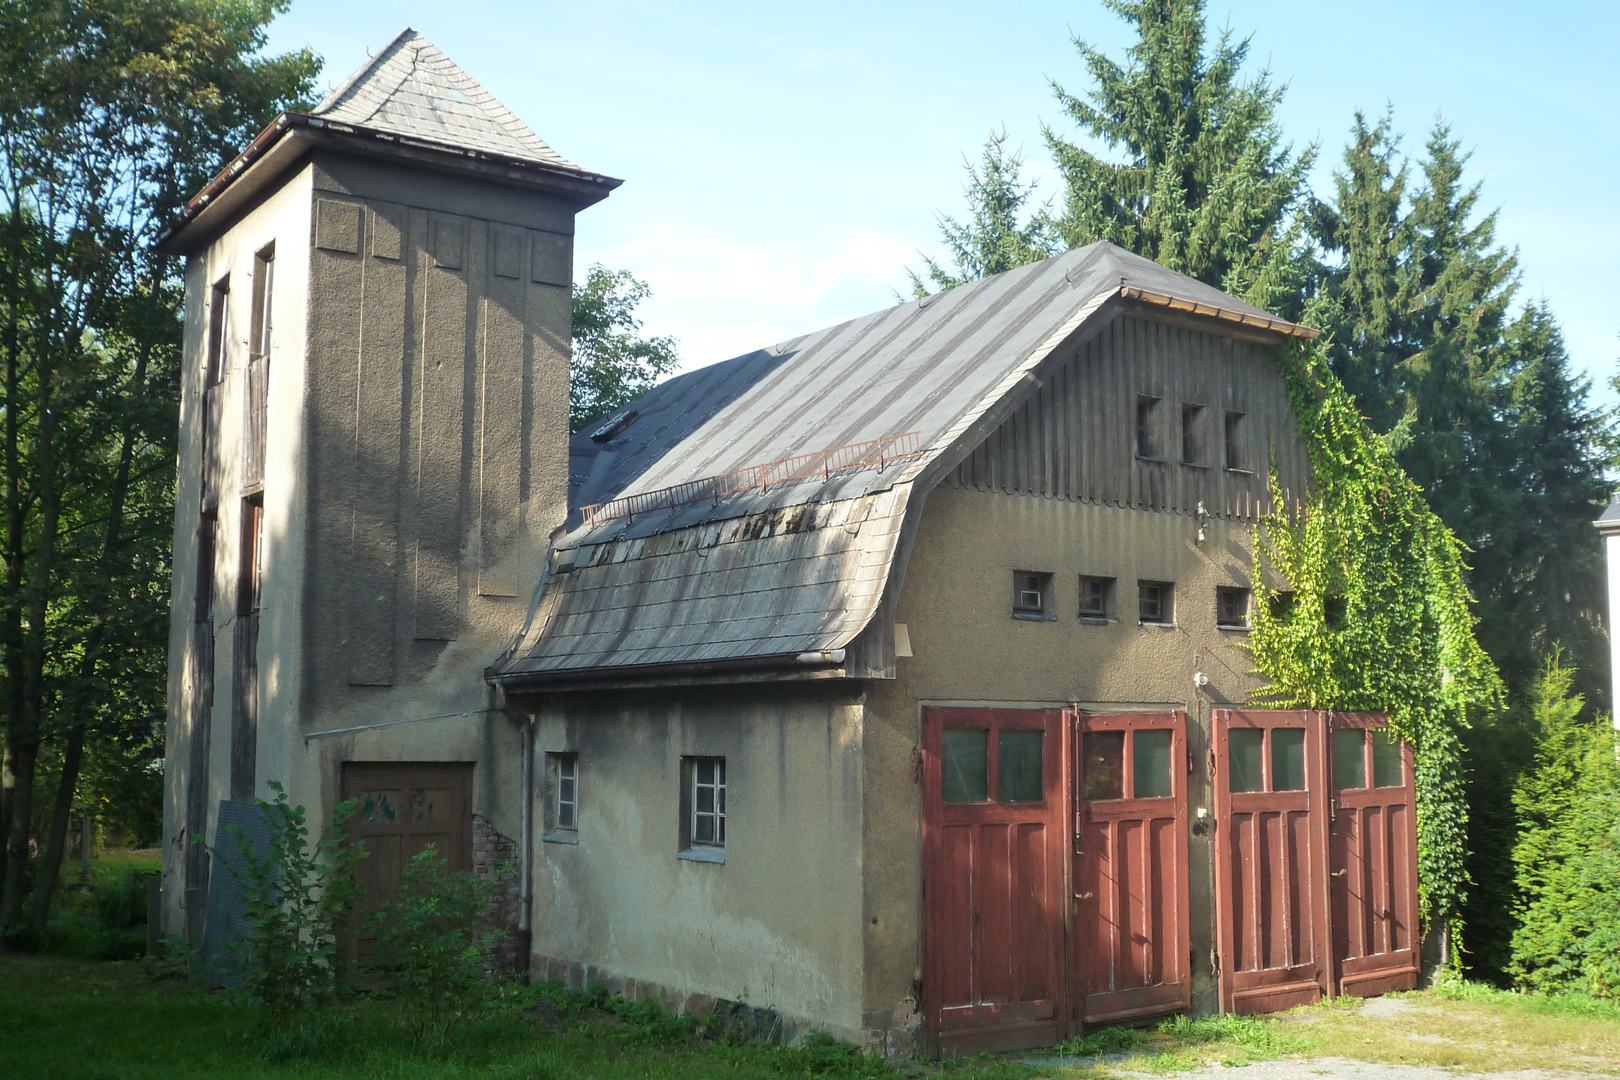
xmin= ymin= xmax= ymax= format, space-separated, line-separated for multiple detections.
xmin=1210 ymin=948 xmax=1220 ymax=975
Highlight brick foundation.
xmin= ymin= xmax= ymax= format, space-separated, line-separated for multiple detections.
xmin=472 ymin=814 xmax=520 ymax=971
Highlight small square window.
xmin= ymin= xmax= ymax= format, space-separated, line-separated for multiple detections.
xmin=1078 ymin=576 xmax=1111 ymax=620
xmin=1139 ymin=581 xmax=1174 ymax=625
xmin=544 ymin=752 xmax=579 ymax=842
xmin=1216 ymin=587 xmax=1251 ymax=629
xmin=1012 ymin=571 xmax=1052 ymax=619
xmin=1224 ymin=410 xmax=1247 ymax=471
xmin=1181 ymin=403 xmax=1206 ymax=465
xmin=1136 ymin=396 xmax=1163 ymax=459
xmin=680 ymin=756 xmax=726 ymax=861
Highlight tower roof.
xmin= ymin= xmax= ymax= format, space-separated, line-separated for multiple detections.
xmin=158 ymin=27 xmax=618 ymax=253
xmin=310 ymin=28 xmax=586 ymax=173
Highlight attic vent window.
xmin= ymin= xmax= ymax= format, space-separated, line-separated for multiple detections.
xmin=1224 ymin=410 xmax=1249 ymax=472
xmin=589 ymin=408 xmax=640 ymax=443
xmin=1012 ymin=572 xmax=1053 ymax=620
xmin=1181 ymin=403 xmax=1207 ymax=466
xmin=1136 ymin=396 xmax=1165 ymax=460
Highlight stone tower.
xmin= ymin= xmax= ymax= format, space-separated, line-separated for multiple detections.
xmin=158 ymin=29 xmax=617 ymax=950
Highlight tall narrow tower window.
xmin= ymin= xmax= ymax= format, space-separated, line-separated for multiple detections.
xmin=205 ymin=278 xmax=229 ymax=387
xmin=249 ymin=246 xmax=274 ymax=361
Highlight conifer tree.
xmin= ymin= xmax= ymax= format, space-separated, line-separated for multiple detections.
xmin=907 ymin=128 xmax=1056 ymax=296
xmin=1042 ymin=0 xmax=1313 ymax=312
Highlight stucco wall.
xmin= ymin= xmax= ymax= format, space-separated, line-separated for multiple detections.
xmin=530 ymin=685 xmax=869 ymax=1039
xmin=861 ymin=482 xmax=1273 ymax=1029
xmin=164 ymin=146 xmax=577 ymax=940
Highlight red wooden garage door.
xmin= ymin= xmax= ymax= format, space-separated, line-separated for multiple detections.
xmin=1072 ymin=711 xmax=1191 ymax=1024
xmin=1212 ymin=709 xmax=1332 ymax=1014
xmin=922 ymin=707 xmax=1066 ymax=1056
xmin=1328 ymin=713 xmax=1421 ymax=997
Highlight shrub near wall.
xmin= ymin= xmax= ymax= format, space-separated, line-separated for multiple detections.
xmin=1510 ymin=656 xmax=1620 ymax=996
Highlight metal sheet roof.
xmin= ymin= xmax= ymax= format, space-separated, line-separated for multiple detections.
xmin=493 ymin=241 xmax=1309 ymax=684
xmin=310 ymin=28 xmax=588 ymax=173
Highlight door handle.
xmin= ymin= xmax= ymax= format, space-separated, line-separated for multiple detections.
xmin=1331 ymin=869 xmax=1348 ymax=878
xmin=1075 ymin=892 xmax=1094 ymax=900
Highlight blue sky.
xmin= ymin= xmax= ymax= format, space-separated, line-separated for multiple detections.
xmin=264 ymin=1 xmax=1619 ymax=401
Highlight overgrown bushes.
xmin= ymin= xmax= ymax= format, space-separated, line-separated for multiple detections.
xmin=1509 ymin=656 xmax=1620 ymax=996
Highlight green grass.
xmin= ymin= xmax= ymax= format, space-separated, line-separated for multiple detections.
xmin=6 ymin=956 xmax=1620 ymax=1079
xmin=0 ymin=956 xmax=1031 ymax=1080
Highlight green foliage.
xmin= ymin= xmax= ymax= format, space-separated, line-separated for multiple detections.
xmin=908 ymin=127 xmax=1056 ymax=295
xmin=1308 ymin=115 xmax=1610 ymax=710
xmin=0 ymin=0 xmax=320 ymax=937
xmin=570 ymin=264 xmax=680 ymax=432
xmin=1042 ymin=0 xmax=1314 ymax=312
xmin=369 ymin=845 xmax=506 ymax=1045
xmin=1509 ymin=655 xmax=1620 ymax=996
xmin=1053 ymin=1023 xmax=1148 ymax=1056
xmin=218 ymin=782 xmax=365 ymax=1022
xmin=1247 ymin=339 xmax=1504 ymax=928
xmin=1459 ymin=703 xmax=1537 ymax=984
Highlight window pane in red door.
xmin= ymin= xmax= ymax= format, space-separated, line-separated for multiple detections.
xmin=942 ymin=729 xmax=988 ymax=803
xmin=1372 ymin=730 xmax=1403 ymax=787
xmin=1134 ymin=729 xmax=1173 ymax=797
xmin=1272 ymin=728 xmax=1306 ymax=790
xmin=1230 ymin=729 xmax=1264 ymax=792
xmin=998 ymin=730 xmax=1043 ymax=802
xmin=1084 ymin=731 xmax=1125 ymax=800
xmin=1333 ymin=729 xmax=1366 ymax=789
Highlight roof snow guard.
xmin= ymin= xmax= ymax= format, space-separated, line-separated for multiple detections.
xmin=581 ymin=431 xmax=923 ymax=527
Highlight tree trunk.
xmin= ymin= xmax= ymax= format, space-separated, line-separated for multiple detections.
xmin=0 ymin=736 xmax=40 ymax=942
xmin=29 ymin=725 xmax=85 ymax=940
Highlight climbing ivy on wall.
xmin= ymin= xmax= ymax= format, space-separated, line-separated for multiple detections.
xmin=1247 ymin=340 xmax=1504 ymax=937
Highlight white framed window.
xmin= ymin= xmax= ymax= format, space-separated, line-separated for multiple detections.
xmin=1012 ymin=571 xmax=1054 ymax=620
xmin=543 ymin=751 xmax=579 ymax=843
xmin=679 ymin=756 xmax=726 ymax=862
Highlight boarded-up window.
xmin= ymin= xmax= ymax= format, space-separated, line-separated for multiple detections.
xmin=1181 ymin=402 xmax=1206 ymax=464
xmin=1136 ymin=395 xmax=1163 ymax=458
xmin=1224 ymin=410 xmax=1247 ymax=471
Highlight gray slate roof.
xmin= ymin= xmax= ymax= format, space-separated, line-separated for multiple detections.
xmin=494 ymin=242 xmax=1306 ymax=683
xmin=311 ymin=28 xmax=589 ymax=174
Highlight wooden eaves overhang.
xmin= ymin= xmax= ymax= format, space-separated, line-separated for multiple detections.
xmin=486 ymin=243 xmax=1318 ymax=695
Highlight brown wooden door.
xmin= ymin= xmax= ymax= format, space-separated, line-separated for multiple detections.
xmin=342 ymin=762 xmax=473 ymax=964
xmin=1072 ymin=711 xmax=1191 ymax=1024
xmin=922 ymin=707 xmax=1066 ymax=1056
xmin=1212 ymin=709 xmax=1332 ymax=1014
xmin=1328 ymin=713 xmax=1421 ymax=997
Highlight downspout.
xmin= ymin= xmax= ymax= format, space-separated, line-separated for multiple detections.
xmin=516 ymin=703 xmax=533 ymax=980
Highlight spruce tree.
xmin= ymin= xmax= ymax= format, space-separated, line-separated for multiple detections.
xmin=1042 ymin=0 xmax=1313 ymax=312
xmin=907 ymin=128 xmax=1056 ymax=295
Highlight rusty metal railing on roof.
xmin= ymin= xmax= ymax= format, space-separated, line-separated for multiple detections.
xmin=581 ymin=430 xmax=924 ymax=528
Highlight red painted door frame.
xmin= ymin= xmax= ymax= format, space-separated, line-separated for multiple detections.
xmin=1327 ymin=712 xmax=1422 ymax=997
xmin=1211 ymin=709 xmax=1334 ymax=1014
xmin=921 ymin=707 xmax=1068 ymax=1056
xmin=1071 ymin=711 xmax=1192 ymax=1024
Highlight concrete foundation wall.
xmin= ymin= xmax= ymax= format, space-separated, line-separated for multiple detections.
xmin=529 ymin=685 xmax=869 ymax=1040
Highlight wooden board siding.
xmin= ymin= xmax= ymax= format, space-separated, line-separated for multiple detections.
xmin=945 ymin=314 xmax=1308 ymax=520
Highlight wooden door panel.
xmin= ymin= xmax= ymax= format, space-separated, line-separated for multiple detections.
xmin=1327 ymin=715 xmax=1420 ymax=997
xmin=923 ymin=708 xmax=1065 ymax=1056
xmin=1073 ymin=712 xmax=1190 ymax=1025
xmin=342 ymin=762 xmax=473 ymax=969
xmin=1213 ymin=710 xmax=1330 ymax=1015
